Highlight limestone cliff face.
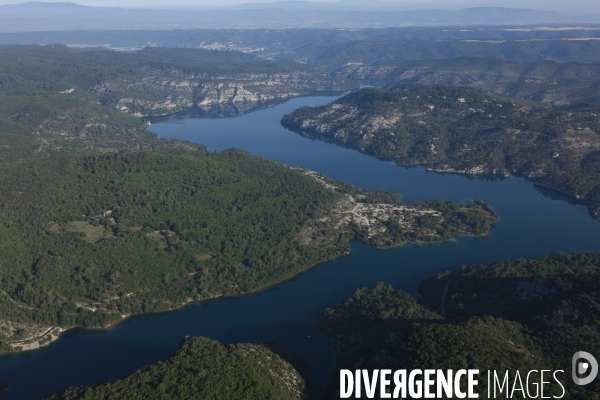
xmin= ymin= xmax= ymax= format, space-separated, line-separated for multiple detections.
xmin=194 ymin=81 xmax=300 ymax=106
xmin=93 ymin=72 xmax=355 ymax=117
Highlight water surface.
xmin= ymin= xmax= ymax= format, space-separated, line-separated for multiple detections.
xmin=1 ymin=95 xmax=600 ymax=399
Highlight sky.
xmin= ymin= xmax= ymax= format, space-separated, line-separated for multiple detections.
xmin=0 ymin=0 xmax=597 ymax=13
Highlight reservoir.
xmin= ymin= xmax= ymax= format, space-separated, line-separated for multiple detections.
xmin=2 ymin=95 xmax=600 ymax=399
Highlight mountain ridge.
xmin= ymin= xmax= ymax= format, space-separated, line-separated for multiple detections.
xmin=0 ymin=3 xmax=597 ymax=31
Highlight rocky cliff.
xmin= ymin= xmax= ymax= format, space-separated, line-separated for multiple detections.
xmin=94 ymin=71 xmax=356 ymax=117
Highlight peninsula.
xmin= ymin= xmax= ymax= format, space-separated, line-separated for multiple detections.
xmin=0 ymin=150 xmax=496 ymax=353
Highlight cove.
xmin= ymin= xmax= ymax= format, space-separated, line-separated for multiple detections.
xmin=1 ymin=95 xmax=600 ymax=399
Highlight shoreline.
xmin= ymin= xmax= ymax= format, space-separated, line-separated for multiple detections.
xmin=1 ymin=219 xmax=494 ymax=356
xmin=1 ymin=250 xmax=350 ymax=356
xmin=286 ymin=122 xmax=599 ymax=222
xmin=8 ymin=327 xmax=64 ymax=352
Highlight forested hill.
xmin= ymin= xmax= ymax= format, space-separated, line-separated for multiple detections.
xmin=333 ymin=58 xmax=600 ymax=106
xmin=0 ymin=45 xmax=351 ymax=102
xmin=43 ymin=337 xmax=315 ymax=400
xmin=289 ymin=39 xmax=600 ymax=70
xmin=281 ymin=84 xmax=600 ymax=219
xmin=280 ymin=37 xmax=600 ymax=104
xmin=0 ymin=45 xmax=355 ymax=162
xmin=318 ymin=252 xmax=600 ymax=399
xmin=0 ymin=149 xmax=496 ymax=353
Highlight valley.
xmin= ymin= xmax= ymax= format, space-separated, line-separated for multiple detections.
xmin=1 ymin=21 xmax=600 ymax=399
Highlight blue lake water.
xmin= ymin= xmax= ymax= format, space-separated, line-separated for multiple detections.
xmin=2 ymin=95 xmax=600 ymax=399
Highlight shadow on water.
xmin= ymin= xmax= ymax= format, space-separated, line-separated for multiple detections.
xmin=534 ymin=184 xmax=588 ymax=206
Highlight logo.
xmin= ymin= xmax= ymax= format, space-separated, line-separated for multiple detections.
xmin=572 ymin=351 xmax=598 ymax=386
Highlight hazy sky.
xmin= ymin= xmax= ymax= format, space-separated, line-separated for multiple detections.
xmin=0 ymin=0 xmax=597 ymax=13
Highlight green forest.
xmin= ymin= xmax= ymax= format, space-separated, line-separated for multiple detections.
xmin=0 ymin=45 xmax=198 ymax=162
xmin=0 ymin=150 xmax=343 ymax=350
xmin=0 ymin=149 xmax=496 ymax=352
xmin=282 ymin=84 xmax=600 ymax=219
xmin=43 ymin=337 xmax=315 ymax=400
xmin=318 ymin=252 xmax=600 ymax=399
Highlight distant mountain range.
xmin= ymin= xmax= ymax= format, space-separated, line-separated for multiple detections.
xmin=0 ymin=2 xmax=598 ymax=32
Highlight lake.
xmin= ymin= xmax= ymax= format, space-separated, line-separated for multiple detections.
xmin=1 ymin=95 xmax=600 ymax=399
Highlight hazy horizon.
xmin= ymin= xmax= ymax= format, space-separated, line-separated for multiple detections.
xmin=0 ymin=0 xmax=598 ymax=13
xmin=0 ymin=0 xmax=598 ymax=33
